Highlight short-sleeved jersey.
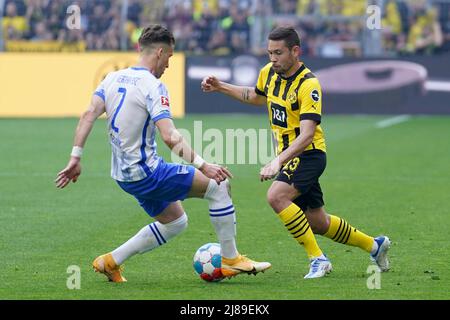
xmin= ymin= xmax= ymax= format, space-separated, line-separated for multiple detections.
xmin=255 ymin=62 xmax=326 ymax=156
xmin=94 ymin=67 xmax=172 ymax=182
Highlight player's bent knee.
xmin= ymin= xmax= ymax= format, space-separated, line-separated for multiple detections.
xmin=306 ymin=214 xmax=328 ymax=235
xmin=267 ymin=190 xmax=285 ymax=212
xmin=162 ymin=212 xmax=188 ymax=239
xmin=309 ymin=222 xmax=323 ymax=235
xmin=204 ymin=179 xmax=231 ymax=203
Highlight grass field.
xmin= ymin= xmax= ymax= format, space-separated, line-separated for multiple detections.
xmin=1 ymin=114 xmax=449 ymax=300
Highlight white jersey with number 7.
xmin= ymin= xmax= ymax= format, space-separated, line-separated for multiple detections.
xmin=94 ymin=67 xmax=172 ymax=182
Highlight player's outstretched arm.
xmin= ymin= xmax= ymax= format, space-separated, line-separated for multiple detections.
xmin=55 ymin=95 xmax=106 ymax=189
xmin=156 ymin=118 xmax=232 ymax=184
xmin=201 ymin=75 xmax=266 ymax=106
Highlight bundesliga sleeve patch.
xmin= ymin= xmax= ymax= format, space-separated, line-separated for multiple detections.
xmin=311 ymin=89 xmax=320 ymax=102
xmin=160 ymin=96 xmax=170 ymax=108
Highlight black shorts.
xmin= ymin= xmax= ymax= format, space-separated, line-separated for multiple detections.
xmin=275 ymin=150 xmax=326 ymax=212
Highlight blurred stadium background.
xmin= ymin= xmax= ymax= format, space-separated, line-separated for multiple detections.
xmin=1 ymin=1 xmax=450 ymax=300
xmin=2 ymin=0 xmax=450 ymax=55
xmin=1 ymin=0 xmax=450 ymax=117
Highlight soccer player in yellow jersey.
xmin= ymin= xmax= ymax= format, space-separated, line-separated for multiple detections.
xmin=202 ymin=26 xmax=391 ymax=278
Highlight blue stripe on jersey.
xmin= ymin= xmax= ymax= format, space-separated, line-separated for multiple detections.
xmin=94 ymin=90 xmax=105 ymax=101
xmin=139 ymin=115 xmax=152 ymax=177
xmin=209 ymin=205 xmax=234 ymax=213
xmin=158 ymin=83 xmax=168 ymax=96
xmin=153 ymin=223 xmax=166 ymax=243
xmin=122 ymin=152 xmax=132 ymax=181
xmin=209 ymin=210 xmax=235 ymax=217
xmin=152 ymin=112 xmax=171 ymax=123
xmin=149 ymin=224 xmax=162 ymax=245
xmin=130 ymin=67 xmax=149 ymax=71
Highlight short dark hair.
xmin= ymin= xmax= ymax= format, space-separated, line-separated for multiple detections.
xmin=268 ymin=26 xmax=300 ymax=49
xmin=138 ymin=24 xmax=175 ymax=51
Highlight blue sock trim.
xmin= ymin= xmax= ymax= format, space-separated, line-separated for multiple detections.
xmin=209 ymin=210 xmax=235 ymax=217
xmin=153 ymin=223 xmax=166 ymax=243
xmin=149 ymin=224 xmax=162 ymax=246
xmin=209 ymin=204 xmax=234 ymax=213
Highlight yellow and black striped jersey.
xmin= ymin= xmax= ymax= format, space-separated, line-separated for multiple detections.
xmin=255 ymin=62 xmax=326 ymax=156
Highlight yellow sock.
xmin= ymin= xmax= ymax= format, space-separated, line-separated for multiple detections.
xmin=324 ymin=215 xmax=374 ymax=253
xmin=278 ymin=203 xmax=323 ymax=259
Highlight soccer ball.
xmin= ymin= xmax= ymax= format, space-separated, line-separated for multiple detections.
xmin=193 ymin=243 xmax=224 ymax=282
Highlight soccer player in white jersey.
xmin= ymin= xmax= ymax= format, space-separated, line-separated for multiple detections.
xmin=55 ymin=25 xmax=271 ymax=282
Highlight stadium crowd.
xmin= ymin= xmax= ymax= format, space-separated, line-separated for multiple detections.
xmin=1 ymin=0 xmax=450 ymax=55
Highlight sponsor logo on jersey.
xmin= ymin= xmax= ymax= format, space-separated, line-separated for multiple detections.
xmin=311 ymin=89 xmax=320 ymax=102
xmin=161 ymin=96 xmax=170 ymax=108
xmin=177 ymin=165 xmax=189 ymax=174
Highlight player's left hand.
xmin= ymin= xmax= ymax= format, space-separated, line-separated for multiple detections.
xmin=260 ymin=158 xmax=281 ymax=182
xmin=55 ymin=157 xmax=82 ymax=189
xmin=200 ymin=162 xmax=233 ymax=184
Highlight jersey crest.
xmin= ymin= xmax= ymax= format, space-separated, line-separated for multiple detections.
xmin=288 ymin=92 xmax=297 ymax=104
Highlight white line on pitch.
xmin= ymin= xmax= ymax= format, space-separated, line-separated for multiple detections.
xmin=425 ymin=80 xmax=450 ymax=92
xmin=376 ymin=115 xmax=411 ymax=128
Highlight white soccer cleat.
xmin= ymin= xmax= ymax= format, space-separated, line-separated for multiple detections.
xmin=304 ymin=255 xmax=332 ymax=279
xmin=371 ymin=236 xmax=391 ymax=272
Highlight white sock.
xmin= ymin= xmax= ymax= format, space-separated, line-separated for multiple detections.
xmin=371 ymin=239 xmax=379 ymax=255
xmin=111 ymin=213 xmax=188 ymax=265
xmin=204 ymin=179 xmax=239 ymax=259
xmin=220 ymin=239 xmax=238 ymax=259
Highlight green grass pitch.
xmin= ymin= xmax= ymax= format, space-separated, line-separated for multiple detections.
xmin=1 ymin=114 xmax=449 ymax=299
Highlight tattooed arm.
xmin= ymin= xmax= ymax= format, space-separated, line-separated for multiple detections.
xmin=201 ymin=76 xmax=266 ymax=106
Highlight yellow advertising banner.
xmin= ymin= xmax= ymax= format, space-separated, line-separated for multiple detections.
xmin=0 ymin=52 xmax=185 ymax=117
xmin=5 ymin=40 xmax=86 ymax=52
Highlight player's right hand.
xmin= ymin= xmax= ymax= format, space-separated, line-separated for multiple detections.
xmin=201 ymin=76 xmax=220 ymax=92
xmin=200 ymin=162 xmax=233 ymax=184
xmin=55 ymin=157 xmax=82 ymax=189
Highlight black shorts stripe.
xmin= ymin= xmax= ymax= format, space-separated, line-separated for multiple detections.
xmin=282 ymin=134 xmax=290 ymax=151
